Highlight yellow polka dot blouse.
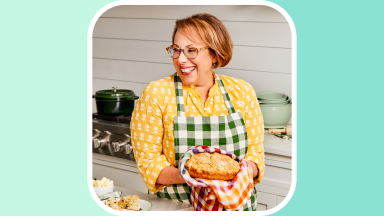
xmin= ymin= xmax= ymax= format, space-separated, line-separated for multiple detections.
xmin=130 ymin=73 xmax=265 ymax=193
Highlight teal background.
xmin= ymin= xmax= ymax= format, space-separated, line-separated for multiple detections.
xmin=1 ymin=0 xmax=383 ymax=215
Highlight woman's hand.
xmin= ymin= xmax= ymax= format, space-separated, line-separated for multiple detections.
xmin=247 ymin=160 xmax=259 ymax=178
xmin=156 ymin=166 xmax=186 ymax=185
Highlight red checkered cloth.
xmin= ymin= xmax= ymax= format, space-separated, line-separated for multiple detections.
xmin=179 ymin=145 xmax=254 ymax=211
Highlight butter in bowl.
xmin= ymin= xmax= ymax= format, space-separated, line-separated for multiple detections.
xmin=93 ymin=177 xmax=114 ymax=196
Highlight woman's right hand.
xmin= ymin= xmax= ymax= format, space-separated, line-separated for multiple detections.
xmin=247 ymin=160 xmax=259 ymax=178
xmin=156 ymin=166 xmax=186 ymax=185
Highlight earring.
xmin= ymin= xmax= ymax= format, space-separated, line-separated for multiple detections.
xmin=212 ymin=62 xmax=217 ymax=68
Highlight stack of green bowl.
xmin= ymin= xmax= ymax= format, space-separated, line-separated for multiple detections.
xmin=257 ymin=92 xmax=292 ymax=129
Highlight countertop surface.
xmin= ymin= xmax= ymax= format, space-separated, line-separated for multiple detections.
xmin=109 ymin=186 xmax=194 ymax=211
xmin=263 ymin=129 xmax=292 ymax=157
xmin=93 ymin=131 xmax=292 ymax=211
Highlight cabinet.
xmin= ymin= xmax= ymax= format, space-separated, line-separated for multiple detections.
xmin=256 ymin=151 xmax=292 ymax=211
xmin=257 ymin=191 xmax=276 ymax=211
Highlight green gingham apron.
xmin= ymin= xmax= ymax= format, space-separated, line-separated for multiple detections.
xmin=155 ymin=72 xmax=257 ymax=211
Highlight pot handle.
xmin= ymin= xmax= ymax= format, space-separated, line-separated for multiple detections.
xmin=128 ymin=95 xmax=140 ymax=100
xmin=92 ymin=95 xmax=95 ymax=98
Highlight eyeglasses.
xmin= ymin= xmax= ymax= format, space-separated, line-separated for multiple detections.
xmin=166 ymin=46 xmax=210 ymax=60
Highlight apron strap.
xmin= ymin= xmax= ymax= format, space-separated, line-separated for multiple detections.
xmin=174 ymin=72 xmax=185 ymax=117
xmin=174 ymin=72 xmax=237 ymax=115
xmin=215 ymin=73 xmax=236 ymax=114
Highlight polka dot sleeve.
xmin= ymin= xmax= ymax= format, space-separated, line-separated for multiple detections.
xmin=240 ymin=81 xmax=265 ymax=184
xmin=130 ymin=82 xmax=171 ymax=193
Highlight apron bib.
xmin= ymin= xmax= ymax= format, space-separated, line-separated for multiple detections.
xmin=155 ymin=73 xmax=257 ymax=211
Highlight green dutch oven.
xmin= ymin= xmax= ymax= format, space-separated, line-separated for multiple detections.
xmin=93 ymin=87 xmax=139 ymax=115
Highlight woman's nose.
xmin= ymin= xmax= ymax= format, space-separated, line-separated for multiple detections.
xmin=178 ymin=50 xmax=189 ymax=63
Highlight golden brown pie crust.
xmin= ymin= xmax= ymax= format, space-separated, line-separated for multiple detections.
xmin=185 ymin=152 xmax=240 ymax=180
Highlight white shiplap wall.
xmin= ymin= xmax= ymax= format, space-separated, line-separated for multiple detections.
xmin=92 ymin=5 xmax=292 ymax=112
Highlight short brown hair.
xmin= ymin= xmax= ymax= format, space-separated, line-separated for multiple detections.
xmin=172 ymin=13 xmax=233 ymax=69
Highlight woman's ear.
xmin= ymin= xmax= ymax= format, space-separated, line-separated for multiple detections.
xmin=211 ymin=56 xmax=218 ymax=68
xmin=211 ymin=55 xmax=217 ymax=65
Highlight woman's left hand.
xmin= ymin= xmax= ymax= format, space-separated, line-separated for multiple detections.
xmin=247 ymin=160 xmax=259 ymax=178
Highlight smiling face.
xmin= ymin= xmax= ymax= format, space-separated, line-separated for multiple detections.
xmin=172 ymin=29 xmax=216 ymax=86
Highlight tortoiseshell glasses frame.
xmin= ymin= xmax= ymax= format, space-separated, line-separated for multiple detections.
xmin=166 ymin=46 xmax=210 ymax=60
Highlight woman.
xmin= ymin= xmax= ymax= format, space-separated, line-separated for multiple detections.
xmin=130 ymin=13 xmax=265 ymax=211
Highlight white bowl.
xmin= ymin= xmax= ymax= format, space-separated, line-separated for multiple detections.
xmin=94 ymin=184 xmax=114 ymax=196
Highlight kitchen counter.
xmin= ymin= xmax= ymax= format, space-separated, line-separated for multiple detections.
xmin=263 ymin=129 xmax=292 ymax=157
xmin=93 ymin=129 xmax=293 ymax=211
xmin=112 ymin=186 xmax=193 ymax=211
xmin=92 ymin=129 xmax=292 ymax=190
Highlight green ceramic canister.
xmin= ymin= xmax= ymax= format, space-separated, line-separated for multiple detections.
xmin=94 ymin=87 xmax=139 ymax=115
